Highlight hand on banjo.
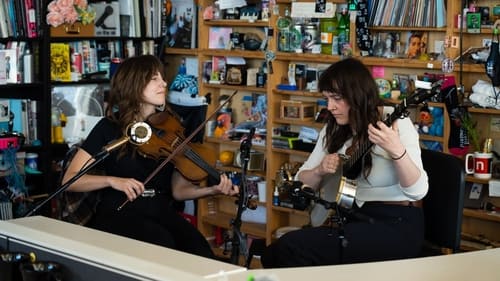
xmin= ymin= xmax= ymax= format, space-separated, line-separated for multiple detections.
xmin=318 ymin=154 xmax=341 ymax=175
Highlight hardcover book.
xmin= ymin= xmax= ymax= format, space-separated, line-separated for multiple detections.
xmin=50 ymin=43 xmax=71 ymax=82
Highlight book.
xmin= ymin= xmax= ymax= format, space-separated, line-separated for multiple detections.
xmin=50 ymin=43 xmax=71 ymax=81
xmin=167 ymin=0 xmax=197 ymax=48
xmin=0 ymin=49 xmax=18 ymax=83
xmin=0 ymin=0 xmax=8 ymax=38
xmin=466 ymin=12 xmax=481 ymax=34
xmin=209 ymin=56 xmax=226 ymax=84
xmin=0 ymin=51 xmax=6 ymax=84
xmin=24 ymin=0 xmax=37 ymax=38
xmin=92 ymin=1 xmax=121 ymax=37
xmin=208 ymin=27 xmax=232 ymax=49
xmin=119 ymin=0 xmax=135 ymax=37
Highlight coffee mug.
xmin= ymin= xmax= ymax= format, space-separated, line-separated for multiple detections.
xmin=465 ymin=152 xmax=493 ymax=179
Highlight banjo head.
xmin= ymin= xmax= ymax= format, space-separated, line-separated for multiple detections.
xmin=309 ymin=173 xmax=340 ymax=227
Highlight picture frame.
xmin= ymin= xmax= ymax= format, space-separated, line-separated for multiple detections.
xmin=466 ymin=12 xmax=481 ymax=33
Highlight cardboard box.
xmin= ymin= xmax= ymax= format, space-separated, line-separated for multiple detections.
xmin=280 ymin=100 xmax=317 ymax=121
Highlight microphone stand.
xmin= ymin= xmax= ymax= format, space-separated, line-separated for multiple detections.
xmin=295 ymin=187 xmax=348 ymax=263
xmin=23 ymin=150 xmax=113 ymax=217
xmin=229 ymin=127 xmax=255 ymax=265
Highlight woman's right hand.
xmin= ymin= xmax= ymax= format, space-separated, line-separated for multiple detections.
xmin=317 ymin=153 xmax=341 ymax=176
xmin=108 ymin=177 xmax=145 ymax=201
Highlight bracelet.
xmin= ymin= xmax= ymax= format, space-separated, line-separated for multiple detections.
xmin=391 ymin=149 xmax=407 ymax=161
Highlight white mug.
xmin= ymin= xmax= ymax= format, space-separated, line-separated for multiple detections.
xmin=465 ymin=152 xmax=493 ymax=179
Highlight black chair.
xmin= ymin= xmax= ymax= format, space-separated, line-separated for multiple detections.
xmin=420 ymin=149 xmax=465 ymax=255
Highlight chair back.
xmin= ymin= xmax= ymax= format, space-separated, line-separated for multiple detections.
xmin=421 ymin=149 xmax=465 ymax=254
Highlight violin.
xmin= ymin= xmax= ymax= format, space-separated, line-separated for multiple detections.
xmin=138 ymin=109 xmax=220 ymax=183
xmin=116 ymin=90 xmax=259 ymax=210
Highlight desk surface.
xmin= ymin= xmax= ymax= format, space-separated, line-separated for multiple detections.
xmin=237 ymin=248 xmax=500 ymax=281
xmin=1 ymin=216 xmax=500 ymax=281
xmin=0 ymin=216 xmax=245 ymax=280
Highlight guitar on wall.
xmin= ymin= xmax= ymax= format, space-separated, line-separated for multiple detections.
xmin=309 ymin=80 xmax=443 ymax=227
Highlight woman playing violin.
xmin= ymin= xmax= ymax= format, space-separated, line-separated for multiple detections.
xmin=62 ymin=55 xmax=238 ymax=258
xmin=261 ymin=58 xmax=428 ymax=267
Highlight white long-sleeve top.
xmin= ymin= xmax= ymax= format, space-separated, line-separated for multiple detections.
xmin=295 ymin=116 xmax=428 ymax=207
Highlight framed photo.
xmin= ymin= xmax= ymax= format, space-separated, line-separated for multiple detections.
xmin=404 ymin=31 xmax=428 ymax=59
xmin=466 ymin=12 xmax=481 ymax=33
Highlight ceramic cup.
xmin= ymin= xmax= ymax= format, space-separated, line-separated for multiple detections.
xmin=465 ymin=152 xmax=493 ymax=179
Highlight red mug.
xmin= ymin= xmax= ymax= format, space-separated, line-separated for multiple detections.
xmin=465 ymin=152 xmax=493 ymax=179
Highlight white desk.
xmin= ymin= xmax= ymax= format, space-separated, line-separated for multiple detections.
xmin=229 ymin=248 xmax=500 ymax=281
xmin=2 ymin=216 xmax=499 ymax=281
xmin=0 ymin=216 xmax=245 ymax=281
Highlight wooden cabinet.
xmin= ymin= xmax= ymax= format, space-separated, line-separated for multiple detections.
xmin=463 ymin=176 xmax=500 ymax=250
xmin=193 ymin=0 xmax=271 ymax=261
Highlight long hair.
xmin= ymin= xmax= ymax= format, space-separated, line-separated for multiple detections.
xmin=106 ymin=55 xmax=165 ymax=131
xmin=318 ymin=58 xmax=382 ymax=177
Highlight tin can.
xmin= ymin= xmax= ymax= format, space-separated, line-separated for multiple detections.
xmin=72 ymin=53 xmax=82 ymax=74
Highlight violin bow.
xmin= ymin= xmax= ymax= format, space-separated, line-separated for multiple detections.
xmin=117 ymin=90 xmax=238 ymax=210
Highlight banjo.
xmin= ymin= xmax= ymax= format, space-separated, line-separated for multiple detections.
xmin=309 ymin=82 xmax=442 ymax=227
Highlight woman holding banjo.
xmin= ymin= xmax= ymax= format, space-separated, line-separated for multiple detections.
xmin=261 ymin=58 xmax=429 ymax=267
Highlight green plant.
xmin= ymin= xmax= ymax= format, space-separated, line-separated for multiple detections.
xmin=461 ymin=112 xmax=481 ymax=152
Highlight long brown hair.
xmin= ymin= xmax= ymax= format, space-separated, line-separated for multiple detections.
xmin=318 ymin=58 xmax=382 ymax=177
xmin=106 ymin=55 xmax=165 ymax=131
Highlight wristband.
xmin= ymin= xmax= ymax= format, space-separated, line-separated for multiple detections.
xmin=391 ymin=149 xmax=407 ymax=161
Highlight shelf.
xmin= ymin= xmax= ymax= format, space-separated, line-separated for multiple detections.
xmin=202 ymin=83 xmax=267 ymax=93
xmin=455 ymin=63 xmax=488 ymax=73
xmin=271 ymin=205 xmax=309 ymax=217
xmin=271 ymin=147 xmax=311 ymax=157
xmin=359 ymin=57 xmax=443 ymax=70
xmin=275 ymin=52 xmax=342 ymax=63
xmin=205 ymin=137 xmax=266 ymax=152
xmin=420 ymin=134 xmax=447 ymax=142
xmin=203 ymin=20 xmax=270 ymax=27
xmin=164 ymin=48 xmax=198 ymax=55
xmin=273 ymin=89 xmax=323 ymax=98
xmin=452 ymin=28 xmax=494 ymax=34
xmin=369 ymin=27 xmax=447 ymax=32
xmin=274 ymin=118 xmax=324 ymax=128
xmin=467 ymin=107 xmax=500 ymax=115
xmin=0 ymin=83 xmax=45 ymax=99
xmin=200 ymin=49 xmax=266 ymax=59
xmin=463 ymin=208 xmax=500 ymax=223
xmin=465 ymin=175 xmax=491 ymax=185
xmin=201 ymin=212 xmax=266 ymax=238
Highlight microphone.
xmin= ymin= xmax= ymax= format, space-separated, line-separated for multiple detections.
xmin=98 ymin=122 xmax=152 ymax=155
xmin=293 ymin=184 xmax=316 ymax=199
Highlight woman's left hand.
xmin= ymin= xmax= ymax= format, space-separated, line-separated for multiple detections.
xmin=212 ymin=173 xmax=239 ymax=196
xmin=368 ymin=121 xmax=405 ymax=158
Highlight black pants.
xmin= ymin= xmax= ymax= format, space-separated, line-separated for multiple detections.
xmin=89 ymin=194 xmax=214 ymax=259
xmin=261 ymin=203 xmax=424 ymax=268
